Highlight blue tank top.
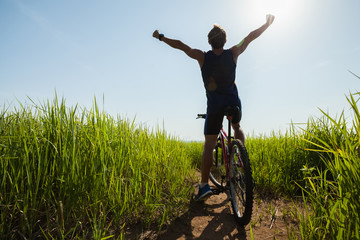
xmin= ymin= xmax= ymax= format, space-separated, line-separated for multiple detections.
xmin=201 ymin=49 xmax=240 ymax=114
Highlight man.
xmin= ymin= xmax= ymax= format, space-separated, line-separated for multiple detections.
xmin=153 ymin=14 xmax=275 ymax=201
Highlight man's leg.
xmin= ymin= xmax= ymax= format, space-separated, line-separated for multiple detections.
xmin=196 ymin=134 xmax=217 ymax=200
xmin=196 ymin=112 xmax=222 ymax=201
xmin=200 ymin=134 xmax=218 ymax=184
xmin=232 ymin=122 xmax=245 ymax=145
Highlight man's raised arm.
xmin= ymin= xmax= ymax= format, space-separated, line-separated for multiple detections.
xmin=153 ymin=30 xmax=204 ymax=67
xmin=231 ymin=14 xmax=275 ymax=61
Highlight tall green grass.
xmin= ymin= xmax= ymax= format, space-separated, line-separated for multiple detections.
xmin=246 ymin=129 xmax=307 ymax=196
xmin=0 ymin=96 xmax=197 ymax=239
xmin=2 ymin=81 xmax=359 ymax=239
xmin=297 ymin=91 xmax=360 ymax=239
xmin=246 ymin=126 xmax=326 ymax=197
xmin=246 ymin=89 xmax=360 ymax=239
xmin=245 ymin=73 xmax=360 ymax=239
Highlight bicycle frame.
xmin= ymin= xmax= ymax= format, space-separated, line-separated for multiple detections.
xmin=197 ymin=112 xmax=242 ymax=185
xmin=217 ymin=115 xmax=233 ymax=181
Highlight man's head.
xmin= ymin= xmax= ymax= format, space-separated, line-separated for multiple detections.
xmin=208 ymin=24 xmax=227 ymax=49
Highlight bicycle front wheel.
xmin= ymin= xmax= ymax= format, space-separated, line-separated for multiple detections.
xmin=228 ymin=139 xmax=253 ymax=225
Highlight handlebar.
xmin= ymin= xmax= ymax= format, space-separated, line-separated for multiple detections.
xmin=197 ymin=114 xmax=206 ymax=119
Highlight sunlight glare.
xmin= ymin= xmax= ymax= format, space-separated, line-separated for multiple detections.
xmin=245 ymin=0 xmax=305 ymax=29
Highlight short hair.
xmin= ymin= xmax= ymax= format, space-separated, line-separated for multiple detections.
xmin=208 ymin=24 xmax=227 ymax=49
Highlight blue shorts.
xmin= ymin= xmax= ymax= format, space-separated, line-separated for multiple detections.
xmin=204 ymin=106 xmax=242 ymax=135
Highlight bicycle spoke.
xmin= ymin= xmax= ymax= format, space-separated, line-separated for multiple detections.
xmin=234 ymin=180 xmax=246 ymax=205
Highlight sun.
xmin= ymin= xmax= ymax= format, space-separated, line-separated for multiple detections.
xmin=244 ymin=0 xmax=305 ymax=29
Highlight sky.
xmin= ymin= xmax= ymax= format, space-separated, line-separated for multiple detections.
xmin=1 ymin=0 xmax=359 ymax=141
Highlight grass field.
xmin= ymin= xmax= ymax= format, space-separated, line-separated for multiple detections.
xmin=247 ymin=89 xmax=360 ymax=239
xmin=0 ymin=96 xmax=200 ymax=239
xmin=1 ymin=87 xmax=359 ymax=239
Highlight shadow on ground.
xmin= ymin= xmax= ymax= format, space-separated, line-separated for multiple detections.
xmin=157 ymin=193 xmax=247 ymax=240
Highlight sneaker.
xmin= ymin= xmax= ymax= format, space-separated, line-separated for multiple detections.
xmin=195 ymin=184 xmax=212 ymax=201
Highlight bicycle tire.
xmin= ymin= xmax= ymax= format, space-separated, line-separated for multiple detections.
xmin=209 ymin=140 xmax=226 ymax=188
xmin=228 ymin=139 xmax=253 ymax=225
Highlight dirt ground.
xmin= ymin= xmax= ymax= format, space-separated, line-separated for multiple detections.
xmin=125 ymin=184 xmax=302 ymax=240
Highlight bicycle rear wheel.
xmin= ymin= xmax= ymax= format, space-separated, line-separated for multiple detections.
xmin=209 ymin=140 xmax=226 ymax=188
xmin=228 ymin=139 xmax=253 ymax=225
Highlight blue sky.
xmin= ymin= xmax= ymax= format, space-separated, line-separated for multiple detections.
xmin=1 ymin=0 xmax=359 ymax=141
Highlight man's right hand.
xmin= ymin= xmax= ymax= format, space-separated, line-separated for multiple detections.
xmin=153 ymin=30 xmax=160 ymax=39
xmin=266 ymin=14 xmax=275 ymax=25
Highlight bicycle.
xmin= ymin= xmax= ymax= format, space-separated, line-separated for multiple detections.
xmin=197 ymin=106 xmax=254 ymax=225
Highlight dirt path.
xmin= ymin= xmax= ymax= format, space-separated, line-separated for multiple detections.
xmin=125 ymin=185 xmax=302 ymax=240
